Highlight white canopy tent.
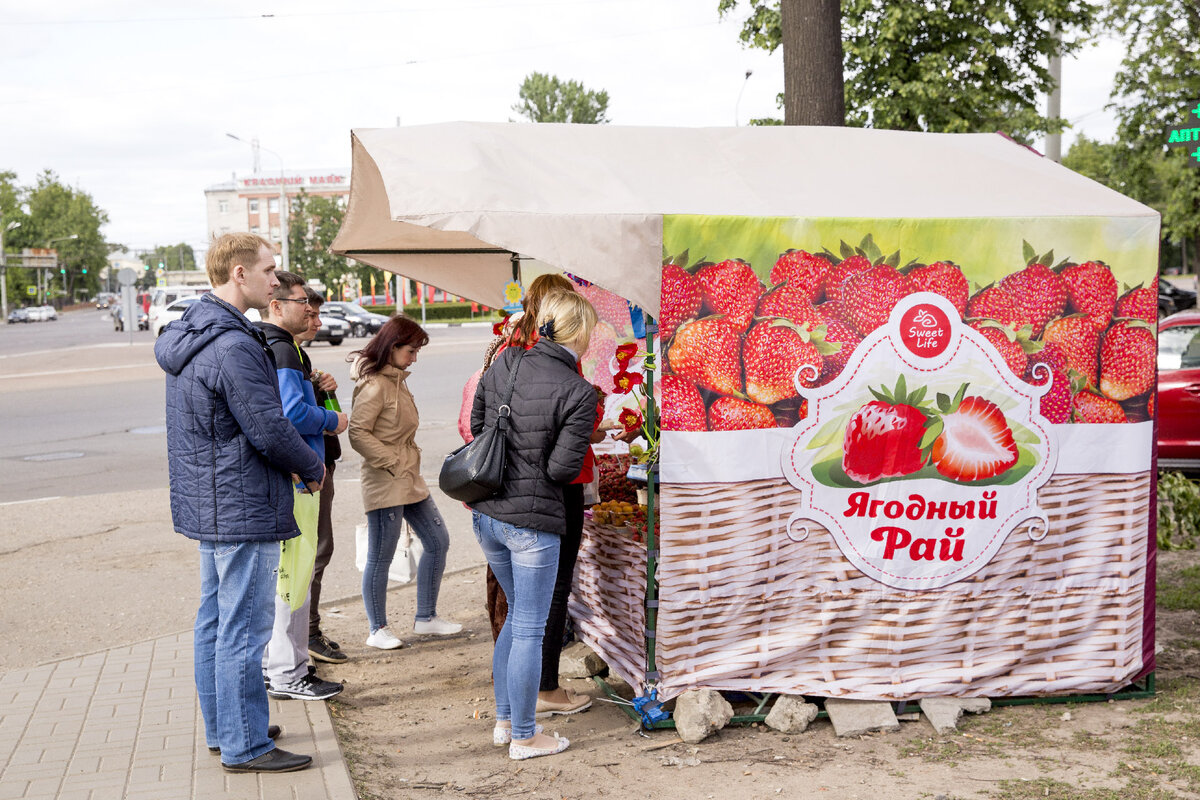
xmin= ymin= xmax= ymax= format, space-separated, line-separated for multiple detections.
xmin=330 ymin=121 xmax=1155 ymax=314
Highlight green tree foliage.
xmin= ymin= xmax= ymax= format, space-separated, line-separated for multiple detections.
xmin=511 ymin=72 xmax=610 ymax=124
xmin=17 ymin=171 xmax=109 ymax=302
xmin=286 ymin=191 xmax=369 ymax=299
xmin=717 ymin=0 xmax=1097 ymax=138
xmin=1105 ymin=0 xmax=1200 ymax=271
xmin=139 ymin=243 xmax=196 ymax=273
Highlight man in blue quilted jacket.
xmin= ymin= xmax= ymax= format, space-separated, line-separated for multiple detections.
xmin=155 ymin=233 xmax=325 ymax=774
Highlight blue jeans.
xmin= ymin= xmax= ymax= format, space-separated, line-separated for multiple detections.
xmin=195 ymin=540 xmax=279 ymax=764
xmin=363 ymin=496 xmax=450 ymax=631
xmin=472 ymin=511 xmax=560 ymax=740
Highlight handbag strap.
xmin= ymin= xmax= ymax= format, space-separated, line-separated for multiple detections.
xmin=495 ymin=349 xmax=527 ymax=431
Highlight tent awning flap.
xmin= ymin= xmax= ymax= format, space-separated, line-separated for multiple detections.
xmin=332 ymin=122 xmax=1159 ymax=317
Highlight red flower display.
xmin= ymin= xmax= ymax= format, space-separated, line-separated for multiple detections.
xmin=615 ymin=342 xmax=638 ymax=366
xmin=612 ymin=370 xmax=644 ymax=394
xmin=619 ymin=407 xmax=643 ymax=433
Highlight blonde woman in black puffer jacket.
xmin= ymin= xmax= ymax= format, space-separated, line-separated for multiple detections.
xmin=468 ymin=290 xmax=598 ymax=761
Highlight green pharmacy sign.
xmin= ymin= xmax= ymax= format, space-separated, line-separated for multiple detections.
xmin=1166 ymin=102 xmax=1200 ymax=166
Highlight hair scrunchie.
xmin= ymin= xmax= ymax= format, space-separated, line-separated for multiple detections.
xmin=538 ymin=319 xmax=556 ymax=340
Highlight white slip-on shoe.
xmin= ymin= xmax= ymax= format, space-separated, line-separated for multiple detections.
xmin=413 ymin=617 xmax=463 ymax=635
xmin=365 ymin=627 xmax=404 ymax=650
xmin=509 ymin=734 xmax=569 ymax=761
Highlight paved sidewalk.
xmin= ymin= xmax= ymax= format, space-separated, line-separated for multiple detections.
xmin=0 ymin=631 xmax=357 ymax=800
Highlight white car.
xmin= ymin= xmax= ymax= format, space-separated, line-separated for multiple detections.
xmin=153 ymin=296 xmax=201 ymax=337
xmin=26 ymin=305 xmax=57 ymax=322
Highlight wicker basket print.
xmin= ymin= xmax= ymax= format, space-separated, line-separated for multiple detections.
xmin=596 ymin=474 xmax=1146 ymax=702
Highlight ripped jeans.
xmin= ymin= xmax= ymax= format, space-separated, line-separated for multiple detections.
xmin=362 ymin=496 xmax=450 ymax=631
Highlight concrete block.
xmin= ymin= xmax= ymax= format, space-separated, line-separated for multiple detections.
xmin=557 ymin=642 xmax=606 ymax=678
xmin=919 ymin=697 xmax=992 ymax=735
xmin=764 ymin=695 xmax=819 ymax=734
xmin=673 ymin=689 xmax=734 ymax=744
xmin=823 ymin=698 xmax=901 ymax=738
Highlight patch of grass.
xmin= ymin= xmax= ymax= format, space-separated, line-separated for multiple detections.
xmin=1158 ymin=565 xmax=1200 ymax=610
xmin=990 ymin=777 xmax=1184 ymax=800
xmin=898 ymin=735 xmax=963 ymax=764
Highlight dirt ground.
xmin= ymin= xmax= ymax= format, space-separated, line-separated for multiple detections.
xmin=315 ymin=551 xmax=1200 ymax=800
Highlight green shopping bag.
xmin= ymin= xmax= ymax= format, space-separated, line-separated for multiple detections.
xmin=277 ymin=488 xmax=320 ymax=611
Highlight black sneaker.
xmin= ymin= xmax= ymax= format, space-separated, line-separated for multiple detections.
xmin=267 ymin=672 xmax=343 ymax=701
xmin=309 ymin=634 xmax=348 ymax=664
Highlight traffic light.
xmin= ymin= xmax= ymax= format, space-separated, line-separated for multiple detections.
xmin=144 ymin=263 xmax=150 ymax=270
xmin=158 ymin=261 xmax=164 ymax=269
xmin=59 ymin=267 xmax=65 ymax=274
xmin=81 ymin=267 xmax=87 ymax=274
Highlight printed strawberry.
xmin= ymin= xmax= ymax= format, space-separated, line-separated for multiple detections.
xmin=1061 ymin=261 xmax=1117 ymax=324
xmin=581 ymin=321 xmax=618 ymax=395
xmin=756 ymin=283 xmax=817 ymax=323
xmin=820 ymin=254 xmax=872 ymax=306
xmin=969 ymin=320 xmax=1030 ymax=378
xmin=660 ymin=374 xmax=707 ymax=431
xmin=841 ymin=375 xmax=932 ymax=484
xmin=696 ymin=259 xmax=765 ymax=331
xmin=1073 ymin=390 xmax=1127 ymax=423
xmin=577 ymin=283 xmax=630 ymax=329
xmin=743 ymin=319 xmax=836 ymax=404
xmin=965 ymin=285 xmax=1025 ymax=329
xmin=1042 ymin=315 xmax=1102 ymax=387
xmin=1000 ymin=262 xmax=1068 ymax=337
xmin=707 ymin=396 xmax=776 ymax=430
xmin=908 ymin=261 xmax=969 ymax=317
xmin=1099 ymin=319 xmax=1156 ymax=400
xmin=1024 ymin=341 xmax=1069 ymax=380
xmin=811 ymin=304 xmax=861 ymax=385
xmin=665 ymin=316 xmax=745 ymax=397
xmin=1114 ymin=283 xmax=1158 ymax=324
xmin=1037 ymin=369 xmax=1073 ymax=423
xmin=660 ymin=263 xmax=703 ymax=341
xmin=926 ymin=385 xmax=1019 ymax=482
xmin=840 ymin=264 xmax=914 ymax=335
xmin=770 ymin=249 xmax=834 ymax=302
xmin=1148 ymin=393 xmax=1156 ymax=419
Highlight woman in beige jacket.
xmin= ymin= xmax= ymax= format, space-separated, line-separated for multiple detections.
xmin=349 ymin=316 xmax=461 ymax=650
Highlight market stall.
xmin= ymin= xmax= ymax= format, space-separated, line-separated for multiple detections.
xmin=332 ymin=121 xmax=1159 ymax=704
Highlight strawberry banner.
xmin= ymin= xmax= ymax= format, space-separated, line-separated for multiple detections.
xmin=635 ymin=214 xmax=1160 ymax=701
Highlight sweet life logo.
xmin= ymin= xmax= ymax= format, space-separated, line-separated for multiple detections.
xmin=780 ymin=293 xmax=1059 ymax=590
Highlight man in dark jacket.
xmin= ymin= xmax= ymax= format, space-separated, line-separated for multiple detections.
xmin=154 ymin=233 xmax=324 ymax=774
xmin=256 ymin=272 xmax=346 ymax=701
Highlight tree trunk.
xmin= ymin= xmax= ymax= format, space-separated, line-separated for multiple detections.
xmin=781 ymin=0 xmax=845 ymax=126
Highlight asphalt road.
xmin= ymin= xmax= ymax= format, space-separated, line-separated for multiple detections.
xmin=0 ymin=308 xmax=495 ymax=670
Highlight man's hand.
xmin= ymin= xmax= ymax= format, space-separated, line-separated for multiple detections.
xmin=305 ymin=464 xmax=326 ymax=494
xmin=331 ymin=411 xmax=348 ymax=435
xmin=314 ymin=370 xmax=337 ymax=392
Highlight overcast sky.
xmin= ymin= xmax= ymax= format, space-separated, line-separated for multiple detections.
xmin=0 ymin=1 xmax=1125 ymax=255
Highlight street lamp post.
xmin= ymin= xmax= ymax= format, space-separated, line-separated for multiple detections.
xmin=226 ymin=133 xmax=289 ymax=272
xmin=1 ymin=218 xmax=20 ymax=318
xmin=42 ymin=234 xmax=79 ymax=305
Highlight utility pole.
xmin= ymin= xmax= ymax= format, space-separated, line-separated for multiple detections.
xmin=1045 ymin=21 xmax=1062 ymax=162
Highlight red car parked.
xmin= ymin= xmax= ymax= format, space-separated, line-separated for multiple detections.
xmin=1157 ymin=309 xmax=1200 ymax=470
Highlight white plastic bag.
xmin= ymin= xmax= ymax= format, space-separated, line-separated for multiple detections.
xmin=355 ymin=519 xmax=421 ymax=584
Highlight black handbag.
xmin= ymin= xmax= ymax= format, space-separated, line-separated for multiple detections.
xmin=439 ymin=349 xmax=526 ymax=503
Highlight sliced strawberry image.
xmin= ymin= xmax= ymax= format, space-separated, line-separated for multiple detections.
xmin=665 ymin=316 xmax=746 ymax=397
xmin=926 ymin=385 xmax=1019 ymax=482
xmin=908 ymin=261 xmax=969 ymax=317
xmin=660 ymin=374 xmax=707 ymax=431
xmin=696 ymin=259 xmax=764 ymax=331
xmin=743 ymin=318 xmax=836 ymax=405
xmin=769 ymin=249 xmax=834 ymax=303
xmin=660 ymin=263 xmax=703 ymax=341
xmin=841 ymin=375 xmax=932 ymax=484
xmin=708 ymin=396 xmax=776 ymax=430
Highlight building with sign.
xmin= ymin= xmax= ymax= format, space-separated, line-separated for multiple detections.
xmin=204 ymin=169 xmax=350 ymax=250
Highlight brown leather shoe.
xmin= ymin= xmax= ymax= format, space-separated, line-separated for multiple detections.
xmin=535 ymin=691 xmax=593 ymax=717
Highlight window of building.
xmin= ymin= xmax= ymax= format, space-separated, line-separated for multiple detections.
xmin=268 ymin=197 xmax=279 ymax=214
xmin=250 ymin=225 xmax=260 ymax=234
xmin=218 ymin=200 xmax=229 ymax=213
xmin=270 ymin=226 xmax=280 ymax=239
xmin=249 ymin=199 xmax=259 ymax=213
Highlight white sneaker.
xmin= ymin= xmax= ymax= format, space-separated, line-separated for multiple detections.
xmin=413 ymin=617 xmax=463 ymax=635
xmin=365 ymin=627 xmax=404 ymax=650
